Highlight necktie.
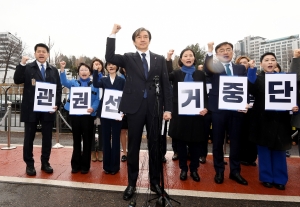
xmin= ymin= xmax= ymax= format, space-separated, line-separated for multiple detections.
xmin=141 ymin=53 xmax=148 ymax=98
xmin=225 ymin=64 xmax=232 ymax=76
xmin=41 ymin=64 xmax=46 ymax=80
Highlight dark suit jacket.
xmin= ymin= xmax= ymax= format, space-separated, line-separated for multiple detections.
xmin=203 ymin=54 xmax=247 ymax=112
xmin=14 ymin=61 xmax=62 ymax=122
xmin=92 ymin=71 xmax=125 ymax=116
xmin=105 ymin=37 xmax=172 ymax=114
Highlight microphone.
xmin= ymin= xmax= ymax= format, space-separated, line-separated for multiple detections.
xmin=153 ymin=76 xmax=160 ymax=95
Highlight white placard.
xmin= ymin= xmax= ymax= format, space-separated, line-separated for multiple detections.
xmin=33 ymin=82 xmax=56 ymax=112
xmin=101 ymin=89 xmax=123 ymax=120
xmin=218 ymin=76 xmax=248 ymax=110
xmin=69 ymin=87 xmax=91 ymax=115
xmin=178 ymin=82 xmax=204 ymax=115
xmin=265 ymin=73 xmax=296 ymax=110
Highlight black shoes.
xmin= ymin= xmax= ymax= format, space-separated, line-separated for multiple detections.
xmin=121 ymin=155 xmax=127 ymax=162
xmin=190 ymin=171 xmax=200 ymax=182
xmin=214 ymin=172 xmax=224 ymax=184
xmin=81 ymin=170 xmax=89 ymax=174
xmin=199 ymin=157 xmax=206 ymax=164
xmin=241 ymin=161 xmax=257 ymax=166
xmin=180 ymin=170 xmax=187 ymax=181
xmin=111 ymin=170 xmax=119 ymax=175
xmin=71 ymin=169 xmax=80 ymax=174
xmin=26 ymin=166 xmax=36 ymax=176
xmin=123 ymin=185 xmax=136 ymax=200
xmin=273 ymin=183 xmax=285 ymax=190
xmin=229 ymin=173 xmax=248 ymax=185
xmin=172 ymin=153 xmax=178 ymax=161
xmin=262 ymin=182 xmax=273 ymax=188
xmin=41 ymin=163 xmax=53 ymax=174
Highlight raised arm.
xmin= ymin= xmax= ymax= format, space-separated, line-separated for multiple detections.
xmin=105 ymin=24 xmax=127 ymax=68
xmin=14 ymin=56 xmax=29 ymax=84
xmin=290 ymin=49 xmax=300 ymax=80
xmin=59 ymin=61 xmax=73 ymax=88
xmin=92 ymin=70 xmax=103 ymax=88
xmin=166 ymin=49 xmax=175 ymax=81
xmin=203 ymin=42 xmax=214 ymax=76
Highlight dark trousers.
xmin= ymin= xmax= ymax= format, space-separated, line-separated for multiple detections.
xmin=126 ymin=98 xmax=161 ymax=187
xmin=257 ymin=145 xmax=287 ymax=185
xmin=24 ymin=121 xmax=53 ymax=167
xmin=101 ymin=118 xmax=122 ymax=172
xmin=200 ymin=112 xmax=212 ymax=157
xmin=212 ymin=111 xmax=243 ymax=174
xmin=70 ymin=115 xmax=94 ymax=171
xmin=240 ymin=112 xmax=257 ymax=163
xmin=177 ymin=140 xmax=201 ymax=172
xmin=92 ymin=122 xmax=103 ymax=151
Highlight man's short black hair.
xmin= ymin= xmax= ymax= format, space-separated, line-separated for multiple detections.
xmin=34 ymin=43 xmax=49 ymax=53
xmin=215 ymin=42 xmax=233 ymax=53
xmin=132 ymin=27 xmax=152 ymax=42
xmin=260 ymin=52 xmax=277 ymax=63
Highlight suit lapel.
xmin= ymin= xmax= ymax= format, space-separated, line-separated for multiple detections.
xmin=133 ymin=52 xmax=146 ymax=80
xmin=148 ymin=52 xmax=157 ymax=79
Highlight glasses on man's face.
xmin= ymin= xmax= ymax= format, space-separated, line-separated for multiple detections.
xmin=218 ymin=49 xmax=233 ymax=53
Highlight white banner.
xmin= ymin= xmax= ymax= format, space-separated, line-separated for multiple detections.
xmin=33 ymin=82 xmax=56 ymax=112
xmin=101 ymin=89 xmax=123 ymax=120
xmin=178 ymin=82 xmax=204 ymax=115
xmin=265 ymin=73 xmax=296 ymax=110
xmin=218 ymin=76 xmax=248 ymax=110
xmin=69 ymin=87 xmax=91 ymax=115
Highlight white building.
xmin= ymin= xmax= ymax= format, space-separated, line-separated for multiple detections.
xmin=235 ymin=35 xmax=300 ymax=71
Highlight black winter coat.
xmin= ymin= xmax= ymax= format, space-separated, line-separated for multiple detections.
xmin=248 ymin=71 xmax=292 ymax=150
xmin=166 ymin=61 xmax=208 ymax=142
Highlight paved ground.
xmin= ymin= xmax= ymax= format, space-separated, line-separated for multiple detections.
xmin=0 ymin=130 xmax=300 ymax=207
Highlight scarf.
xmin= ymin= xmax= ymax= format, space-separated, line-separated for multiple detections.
xmin=181 ymin=65 xmax=195 ymax=82
xmin=79 ymin=77 xmax=90 ymax=87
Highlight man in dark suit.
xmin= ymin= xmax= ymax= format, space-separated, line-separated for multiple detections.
xmin=105 ymin=24 xmax=172 ymax=200
xmin=204 ymin=42 xmax=248 ymax=185
xmin=14 ymin=43 xmax=62 ymax=176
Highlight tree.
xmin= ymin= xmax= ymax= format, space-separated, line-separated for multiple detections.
xmin=185 ymin=43 xmax=206 ymax=69
xmin=172 ymin=55 xmax=180 ymax=70
xmin=0 ymin=33 xmax=25 ymax=83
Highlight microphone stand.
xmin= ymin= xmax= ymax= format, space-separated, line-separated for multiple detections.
xmin=148 ymin=76 xmax=180 ymax=207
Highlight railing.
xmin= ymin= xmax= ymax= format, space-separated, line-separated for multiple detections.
xmin=0 ymin=101 xmax=16 ymax=150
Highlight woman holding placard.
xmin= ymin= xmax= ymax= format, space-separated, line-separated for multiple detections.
xmin=166 ymin=49 xmax=208 ymax=182
xmin=93 ymin=62 xmax=125 ymax=175
xmin=60 ymin=62 xmax=99 ymax=174
xmin=248 ymin=52 xmax=299 ymax=190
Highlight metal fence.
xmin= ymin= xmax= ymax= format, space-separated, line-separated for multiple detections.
xmin=0 ymin=84 xmax=71 ymax=132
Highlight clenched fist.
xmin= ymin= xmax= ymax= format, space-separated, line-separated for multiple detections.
xmin=111 ymin=24 xmax=121 ymax=35
xmin=60 ymin=61 xmax=66 ymax=72
xmin=294 ymin=49 xmax=300 ymax=58
xmin=21 ymin=56 xmax=30 ymax=65
xmin=207 ymin=42 xmax=214 ymax=53
xmin=167 ymin=49 xmax=174 ymax=61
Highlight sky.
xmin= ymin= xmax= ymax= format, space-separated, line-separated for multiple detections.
xmin=1 ymin=0 xmax=299 ymax=61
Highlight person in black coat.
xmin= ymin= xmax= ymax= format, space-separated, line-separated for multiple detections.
xmin=166 ymin=49 xmax=208 ymax=182
xmin=93 ymin=62 xmax=125 ymax=175
xmin=13 ymin=43 xmax=62 ymax=176
xmin=105 ymin=24 xmax=172 ymax=201
xmin=248 ymin=52 xmax=299 ymax=190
